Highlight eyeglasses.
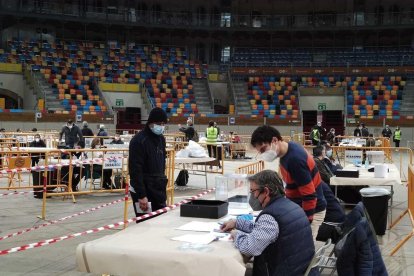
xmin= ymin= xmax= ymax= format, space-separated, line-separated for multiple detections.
xmin=250 ymin=188 xmax=261 ymax=195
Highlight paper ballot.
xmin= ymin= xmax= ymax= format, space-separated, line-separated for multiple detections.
xmin=171 ymin=234 xmax=218 ymax=245
xmin=134 ymin=202 xmax=152 ymax=213
xmin=176 ymin=221 xmax=221 ymax=232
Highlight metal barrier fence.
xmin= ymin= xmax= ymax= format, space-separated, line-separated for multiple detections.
xmin=235 ymin=160 xmax=265 ymax=175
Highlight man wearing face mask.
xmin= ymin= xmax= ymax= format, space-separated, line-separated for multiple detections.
xmin=381 ymin=125 xmax=392 ymax=138
xmin=59 ymin=119 xmax=83 ymax=149
xmin=353 ymin=124 xmax=362 ymax=137
xmin=110 ymin=133 xmax=124 ymax=144
xmin=29 ymin=134 xmax=47 ymax=198
xmin=221 ymin=170 xmax=316 ymax=276
xmin=250 ymin=125 xmax=327 ymax=239
xmin=326 ymin=128 xmax=337 ymax=145
xmin=129 ymin=107 xmax=168 ymax=219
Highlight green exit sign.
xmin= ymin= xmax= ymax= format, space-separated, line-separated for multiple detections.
xmin=317 ymin=103 xmax=326 ymax=110
xmin=115 ymin=99 xmax=124 ymax=107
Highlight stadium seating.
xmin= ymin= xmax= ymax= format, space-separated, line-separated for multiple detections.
xmin=1 ymin=39 xmax=207 ymax=115
xmin=231 ymin=47 xmax=414 ymax=67
xmin=345 ymin=76 xmax=405 ymax=120
xmin=247 ymin=76 xmax=299 ymax=119
xmin=244 ymin=75 xmax=405 ymax=119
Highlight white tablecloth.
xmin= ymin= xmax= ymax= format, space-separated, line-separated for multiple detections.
xmin=76 ymin=206 xmax=246 ymax=276
xmin=330 ymin=163 xmax=401 ymax=186
xmin=175 ymin=157 xmax=216 ymax=164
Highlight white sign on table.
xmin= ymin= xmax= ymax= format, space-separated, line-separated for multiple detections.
xmin=345 ymin=150 xmax=363 ymax=163
xmin=84 ymin=137 xmax=94 ymax=148
xmin=103 ymin=152 xmax=123 ymax=169
xmin=103 ymin=138 xmax=112 ymax=145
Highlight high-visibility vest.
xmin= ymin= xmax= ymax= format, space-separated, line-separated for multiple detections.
xmin=394 ymin=130 xmax=401 ymax=140
xmin=312 ymin=129 xmax=320 ymax=141
xmin=206 ymin=127 xmax=218 ymax=144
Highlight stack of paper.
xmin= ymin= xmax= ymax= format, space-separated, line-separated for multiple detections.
xmin=176 ymin=221 xmax=221 ymax=232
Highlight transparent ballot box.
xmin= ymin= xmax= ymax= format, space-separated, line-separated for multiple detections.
xmin=215 ymin=174 xmax=249 ymax=209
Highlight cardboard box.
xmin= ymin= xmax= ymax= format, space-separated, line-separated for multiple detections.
xmin=334 ymin=169 xmax=359 ymax=178
xmin=180 ymin=200 xmax=228 ymax=219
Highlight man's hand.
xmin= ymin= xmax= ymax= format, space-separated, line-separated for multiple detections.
xmin=139 ymin=197 xmax=149 ymax=211
xmin=220 ymin=219 xmax=236 ymax=232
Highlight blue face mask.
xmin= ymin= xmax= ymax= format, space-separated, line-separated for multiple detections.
xmin=326 ymin=150 xmax=333 ymax=158
xmin=151 ymin=124 xmax=165 ymax=135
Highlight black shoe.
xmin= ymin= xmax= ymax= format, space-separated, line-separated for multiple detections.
xmin=102 ymin=185 xmax=111 ymax=190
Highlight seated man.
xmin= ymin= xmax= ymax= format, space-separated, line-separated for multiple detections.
xmin=221 ymin=170 xmax=316 ymax=276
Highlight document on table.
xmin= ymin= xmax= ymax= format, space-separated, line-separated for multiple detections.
xmin=171 ymin=232 xmax=232 ymax=244
xmin=171 ymin=234 xmax=218 ymax=245
xmin=176 ymin=221 xmax=221 ymax=232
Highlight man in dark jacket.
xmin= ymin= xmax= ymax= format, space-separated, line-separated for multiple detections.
xmin=354 ymin=124 xmax=362 ymax=137
xmin=178 ymin=119 xmax=195 ymax=141
xmin=59 ymin=119 xmax=83 ymax=149
xmin=110 ymin=133 xmax=124 ymax=144
xmin=361 ymin=123 xmax=369 ymax=137
xmin=29 ymin=133 xmax=47 ymax=199
xmin=81 ymin=121 xmax=94 ymax=137
xmin=221 ymin=170 xmax=317 ymax=276
xmin=97 ymin=124 xmax=108 ymax=137
xmin=381 ymin=125 xmax=392 ymax=138
xmin=129 ymin=107 xmax=168 ymax=217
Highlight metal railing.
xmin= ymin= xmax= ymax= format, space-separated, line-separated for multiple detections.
xmin=2 ymin=3 xmax=414 ymax=30
xmin=227 ymin=70 xmax=237 ymax=114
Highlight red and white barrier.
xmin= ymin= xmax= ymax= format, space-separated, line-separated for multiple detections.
xmin=0 ymin=198 xmax=125 ymax=242
xmin=0 ymin=188 xmax=215 ymax=255
xmin=0 ymin=156 xmax=124 ymax=175
xmin=0 ymin=191 xmax=35 ymax=197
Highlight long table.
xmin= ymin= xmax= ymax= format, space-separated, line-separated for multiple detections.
xmin=330 ymin=163 xmax=401 ymax=205
xmin=76 ymin=205 xmax=246 ymax=276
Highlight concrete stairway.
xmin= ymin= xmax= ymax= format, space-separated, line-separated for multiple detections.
xmin=33 ymin=72 xmax=63 ymax=112
xmin=232 ymin=81 xmax=251 ymax=114
xmin=192 ymin=79 xmax=214 ymax=114
xmin=400 ymin=81 xmax=414 ymax=116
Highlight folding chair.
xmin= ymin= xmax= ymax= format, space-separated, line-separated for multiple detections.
xmin=304 ymin=239 xmax=337 ymax=276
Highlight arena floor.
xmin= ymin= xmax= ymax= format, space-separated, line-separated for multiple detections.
xmin=0 ymin=152 xmax=413 ymax=276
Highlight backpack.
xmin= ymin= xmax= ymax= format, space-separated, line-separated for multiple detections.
xmin=192 ymin=130 xmax=199 ymax=142
xmin=175 ymin=169 xmax=189 ymax=186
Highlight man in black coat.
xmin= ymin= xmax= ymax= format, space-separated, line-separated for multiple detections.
xmin=129 ymin=107 xmax=168 ymax=218
xmin=178 ymin=119 xmax=195 ymax=141
xmin=59 ymin=119 xmax=83 ymax=148
xmin=30 ymin=134 xmax=47 ymax=198
xmin=81 ymin=121 xmax=94 ymax=137
xmin=381 ymin=125 xmax=392 ymax=138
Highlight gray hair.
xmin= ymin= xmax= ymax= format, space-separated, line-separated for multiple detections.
xmin=247 ymin=170 xmax=285 ymax=197
xmin=83 ymin=121 xmax=88 ymax=127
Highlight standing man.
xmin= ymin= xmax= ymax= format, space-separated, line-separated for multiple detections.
xmin=178 ymin=119 xmax=195 ymax=142
xmin=97 ymin=124 xmax=108 ymax=137
xmin=382 ymin=125 xmax=392 ymax=138
xmin=393 ymin=126 xmax=402 ymax=149
xmin=310 ymin=125 xmax=321 ymax=146
xmin=59 ymin=119 xmax=83 ymax=149
xmin=361 ymin=123 xmax=369 ymax=137
xmin=129 ymin=107 xmax=168 ymax=217
xmin=81 ymin=121 xmax=94 ymax=137
xmin=250 ymin=125 xmax=327 ymax=238
xmin=353 ymin=124 xmax=362 ymax=137
xmin=326 ymin=128 xmax=337 ymax=145
xmin=206 ymin=120 xmax=218 ymax=158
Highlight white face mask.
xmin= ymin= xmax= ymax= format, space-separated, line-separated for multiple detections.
xmin=260 ymin=143 xmax=279 ymax=162
xmin=35 ymin=138 xmax=40 ymax=142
